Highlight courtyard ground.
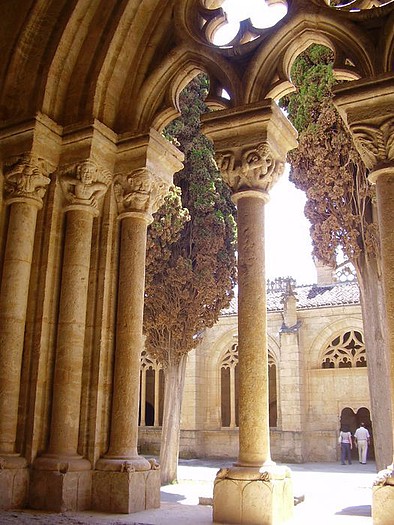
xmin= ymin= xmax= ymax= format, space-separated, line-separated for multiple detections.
xmin=0 ymin=458 xmax=378 ymax=524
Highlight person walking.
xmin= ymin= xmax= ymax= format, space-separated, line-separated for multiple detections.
xmin=338 ymin=426 xmax=353 ymax=465
xmin=354 ymin=422 xmax=370 ymax=464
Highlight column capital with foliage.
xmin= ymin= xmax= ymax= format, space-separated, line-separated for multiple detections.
xmin=333 ymin=73 xmax=394 ymax=179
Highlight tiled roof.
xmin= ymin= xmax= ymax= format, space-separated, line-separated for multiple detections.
xmin=222 ymin=280 xmax=360 ymax=315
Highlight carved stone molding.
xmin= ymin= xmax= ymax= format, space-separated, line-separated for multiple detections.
xmin=59 ymin=159 xmax=112 ymax=216
xmin=216 ymin=142 xmax=285 ymax=195
xmin=3 ymin=154 xmax=51 ymax=208
xmin=113 ymin=168 xmax=169 ymax=221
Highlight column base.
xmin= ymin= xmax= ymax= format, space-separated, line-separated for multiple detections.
xmin=92 ymin=466 xmax=161 ymax=513
xmin=0 ymin=455 xmax=28 ymax=509
xmin=29 ymin=469 xmax=92 ymax=512
xmin=372 ymin=467 xmax=394 ymax=525
xmin=213 ymin=465 xmax=293 ymax=525
xmin=29 ymin=454 xmax=92 ymax=512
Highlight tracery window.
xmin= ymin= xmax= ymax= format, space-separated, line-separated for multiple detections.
xmin=139 ymin=350 xmax=164 ymax=426
xmin=220 ymin=342 xmax=277 ymax=428
xmin=321 ymin=330 xmax=366 ymax=369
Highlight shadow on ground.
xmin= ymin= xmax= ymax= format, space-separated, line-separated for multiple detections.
xmin=336 ymin=505 xmax=371 ymax=517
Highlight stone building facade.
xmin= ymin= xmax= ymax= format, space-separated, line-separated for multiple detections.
xmin=139 ymin=269 xmax=371 ymax=464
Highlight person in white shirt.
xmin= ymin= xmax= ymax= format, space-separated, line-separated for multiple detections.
xmin=354 ymin=422 xmax=370 ymax=464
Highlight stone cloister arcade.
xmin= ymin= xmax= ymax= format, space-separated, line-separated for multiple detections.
xmin=0 ymin=0 xmax=393 ymax=523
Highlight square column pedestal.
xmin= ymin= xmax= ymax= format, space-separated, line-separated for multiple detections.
xmin=0 ymin=457 xmax=29 ymax=509
xmin=92 ymin=468 xmax=161 ymax=513
xmin=373 ymin=479 xmax=394 ymax=525
xmin=29 ymin=470 xmax=92 ymax=512
xmin=213 ymin=465 xmax=293 ymax=525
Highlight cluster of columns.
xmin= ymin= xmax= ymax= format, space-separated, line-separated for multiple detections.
xmin=0 ymin=119 xmax=183 ymax=512
xmin=333 ymin=72 xmax=394 ymax=525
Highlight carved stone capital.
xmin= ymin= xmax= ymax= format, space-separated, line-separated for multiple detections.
xmin=3 ymin=154 xmax=51 ymax=208
xmin=334 ymin=73 xmax=394 ymax=173
xmin=59 ymin=159 xmax=112 ymax=216
xmin=216 ymin=142 xmax=285 ymax=195
xmin=113 ymin=168 xmax=170 ymax=221
xmin=349 ymin=118 xmax=394 ymax=172
xmin=201 ymin=100 xmax=297 ymax=200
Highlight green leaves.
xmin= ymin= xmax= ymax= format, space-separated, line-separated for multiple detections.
xmin=144 ymin=74 xmax=237 ymax=366
xmin=282 ymin=45 xmax=376 ymax=269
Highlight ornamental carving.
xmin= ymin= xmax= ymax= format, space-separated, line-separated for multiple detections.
xmin=59 ymin=160 xmax=111 ymax=212
xmin=350 ymin=118 xmax=394 ymax=170
xmin=216 ymin=142 xmax=284 ymax=194
xmin=3 ymin=154 xmax=51 ymax=206
xmin=113 ymin=168 xmax=169 ymax=218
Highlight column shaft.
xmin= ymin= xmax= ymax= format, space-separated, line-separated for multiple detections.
xmin=236 ymin=195 xmax=271 ymax=466
xmin=375 ymin=174 xmax=394 ymax=463
xmin=107 ymin=216 xmax=147 ymax=459
xmin=48 ymin=209 xmax=94 ymax=457
xmin=0 ymin=202 xmax=38 ymax=455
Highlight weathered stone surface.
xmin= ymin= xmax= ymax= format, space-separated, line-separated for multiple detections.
xmin=29 ymin=470 xmax=92 ymax=512
xmin=0 ymin=467 xmax=29 ymax=509
xmin=213 ymin=466 xmax=293 ymax=524
xmin=92 ymin=469 xmax=160 ymax=514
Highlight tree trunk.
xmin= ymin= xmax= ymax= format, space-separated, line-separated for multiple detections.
xmin=159 ymin=354 xmax=187 ymax=485
xmin=357 ymin=253 xmax=393 ymax=471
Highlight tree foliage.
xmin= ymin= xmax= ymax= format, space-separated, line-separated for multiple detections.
xmin=281 ymin=45 xmax=377 ymax=269
xmin=143 ymin=73 xmax=237 ymax=484
xmin=144 ymin=72 xmax=237 ymax=367
xmin=281 ymin=45 xmax=393 ymax=471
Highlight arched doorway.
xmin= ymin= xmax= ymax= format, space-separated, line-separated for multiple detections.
xmin=340 ymin=407 xmax=374 ymax=460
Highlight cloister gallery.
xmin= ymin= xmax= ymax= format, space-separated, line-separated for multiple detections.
xmin=0 ymin=1 xmax=393 ymax=524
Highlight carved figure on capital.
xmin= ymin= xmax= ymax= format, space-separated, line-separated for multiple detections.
xmin=216 ymin=142 xmax=284 ymax=194
xmin=350 ymin=119 xmax=394 ymax=170
xmin=60 ymin=159 xmax=111 ymax=211
xmin=114 ymin=168 xmax=168 ymax=217
xmin=3 ymin=154 xmax=51 ymax=206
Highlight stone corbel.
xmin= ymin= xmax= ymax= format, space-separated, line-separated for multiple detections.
xmin=3 ymin=153 xmax=52 ymax=208
xmin=59 ymin=159 xmax=112 ymax=216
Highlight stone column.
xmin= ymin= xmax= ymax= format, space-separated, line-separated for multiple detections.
xmin=333 ymin=73 xmax=394 ymax=525
xmin=202 ymin=99 xmax=297 ymax=525
xmin=93 ymin=129 xmax=183 ymax=514
xmin=30 ymin=159 xmax=111 ymax=512
xmin=0 ymin=155 xmax=50 ymax=509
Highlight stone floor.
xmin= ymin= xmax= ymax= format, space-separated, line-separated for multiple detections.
xmin=0 ymin=458 xmax=378 ymax=524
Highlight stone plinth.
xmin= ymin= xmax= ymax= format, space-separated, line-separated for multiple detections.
xmin=373 ymin=484 xmax=394 ymax=525
xmin=29 ymin=469 xmax=92 ymax=512
xmin=92 ymin=468 xmax=160 ymax=513
xmin=213 ymin=465 xmax=293 ymax=525
xmin=0 ymin=457 xmax=29 ymax=509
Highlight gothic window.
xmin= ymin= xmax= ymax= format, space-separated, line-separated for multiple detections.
xmin=139 ymin=350 xmax=164 ymax=426
xmin=220 ymin=342 xmax=277 ymax=428
xmin=321 ymin=330 xmax=366 ymax=369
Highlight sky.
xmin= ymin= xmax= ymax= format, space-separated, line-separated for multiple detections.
xmin=216 ymin=1 xmax=317 ymax=285
xmin=265 ymin=168 xmax=316 ymax=285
